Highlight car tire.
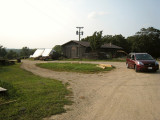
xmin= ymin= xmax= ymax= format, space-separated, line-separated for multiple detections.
xmin=135 ymin=65 xmax=138 ymax=72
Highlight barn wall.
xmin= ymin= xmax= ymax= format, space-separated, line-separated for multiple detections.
xmin=62 ymin=41 xmax=123 ymax=59
xmin=62 ymin=42 xmax=86 ymax=58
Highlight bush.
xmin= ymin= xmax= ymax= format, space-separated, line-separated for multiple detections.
xmin=51 ymin=52 xmax=62 ymax=60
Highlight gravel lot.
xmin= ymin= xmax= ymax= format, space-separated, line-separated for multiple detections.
xmin=21 ymin=60 xmax=160 ymax=120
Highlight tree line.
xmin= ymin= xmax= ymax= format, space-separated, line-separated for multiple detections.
xmin=81 ymin=27 xmax=160 ymax=58
xmin=1 ymin=27 xmax=160 ymax=59
xmin=0 ymin=46 xmax=35 ymax=59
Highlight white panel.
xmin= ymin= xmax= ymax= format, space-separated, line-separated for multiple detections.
xmin=31 ymin=49 xmax=45 ymax=58
xmin=42 ymin=49 xmax=55 ymax=57
xmin=42 ymin=49 xmax=52 ymax=57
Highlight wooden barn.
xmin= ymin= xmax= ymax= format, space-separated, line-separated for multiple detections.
xmin=62 ymin=40 xmax=123 ymax=59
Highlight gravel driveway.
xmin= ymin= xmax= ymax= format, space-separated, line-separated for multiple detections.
xmin=21 ymin=60 xmax=160 ymax=120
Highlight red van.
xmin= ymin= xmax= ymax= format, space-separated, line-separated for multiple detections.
xmin=126 ymin=53 xmax=159 ymax=72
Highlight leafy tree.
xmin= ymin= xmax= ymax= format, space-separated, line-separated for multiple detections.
xmin=6 ymin=50 xmax=18 ymax=59
xmin=102 ymin=35 xmax=113 ymax=43
xmin=81 ymin=27 xmax=160 ymax=58
xmin=127 ymin=27 xmax=160 ymax=58
xmin=30 ymin=49 xmax=36 ymax=55
xmin=20 ymin=47 xmax=34 ymax=57
xmin=136 ymin=27 xmax=160 ymax=35
xmin=0 ymin=45 xmax=7 ymax=58
xmin=81 ymin=36 xmax=92 ymax=42
xmin=89 ymin=31 xmax=104 ymax=51
xmin=53 ymin=45 xmax=62 ymax=54
xmin=103 ymin=34 xmax=129 ymax=53
xmin=82 ymin=33 xmax=129 ymax=53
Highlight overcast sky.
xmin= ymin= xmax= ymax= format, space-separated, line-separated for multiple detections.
xmin=0 ymin=0 xmax=160 ymax=49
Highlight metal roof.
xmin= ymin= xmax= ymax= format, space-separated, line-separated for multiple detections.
xmin=101 ymin=43 xmax=122 ymax=49
xmin=62 ymin=40 xmax=122 ymax=49
xmin=72 ymin=40 xmax=90 ymax=47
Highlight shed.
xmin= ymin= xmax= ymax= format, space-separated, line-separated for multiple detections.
xmin=62 ymin=40 xmax=123 ymax=59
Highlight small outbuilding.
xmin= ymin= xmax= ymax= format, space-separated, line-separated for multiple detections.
xmin=62 ymin=40 xmax=123 ymax=59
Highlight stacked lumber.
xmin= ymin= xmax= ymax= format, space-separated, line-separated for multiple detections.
xmin=97 ymin=64 xmax=113 ymax=69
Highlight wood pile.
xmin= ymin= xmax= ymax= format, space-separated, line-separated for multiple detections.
xmin=97 ymin=64 xmax=113 ymax=69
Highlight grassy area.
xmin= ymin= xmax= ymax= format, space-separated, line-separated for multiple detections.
xmin=36 ymin=63 xmax=113 ymax=73
xmin=60 ymin=58 xmax=126 ymax=62
xmin=0 ymin=64 xmax=72 ymax=120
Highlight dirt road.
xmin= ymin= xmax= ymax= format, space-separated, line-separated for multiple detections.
xmin=21 ymin=60 xmax=160 ymax=120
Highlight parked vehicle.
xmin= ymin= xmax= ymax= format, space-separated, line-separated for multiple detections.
xmin=126 ymin=53 xmax=159 ymax=72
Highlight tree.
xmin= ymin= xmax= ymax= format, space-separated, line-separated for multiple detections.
xmin=81 ymin=36 xmax=92 ymax=42
xmin=81 ymin=27 xmax=160 ymax=58
xmin=136 ymin=27 xmax=160 ymax=36
xmin=103 ymin=34 xmax=130 ymax=53
xmin=20 ymin=47 xmax=33 ymax=57
xmin=89 ymin=31 xmax=104 ymax=51
xmin=0 ymin=45 xmax=7 ymax=58
xmin=127 ymin=27 xmax=160 ymax=58
xmin=102 ymin=35 xmax=113 ymax=43
xmin=6 ymin=50 xmax=18 ymax=59
xmin=53 ymin=45 xmax=62 ymax=54
xmin=30 ymin=49 xmax=36 ymax=55
xmin=82 ymin=32 xmax=129 ymax=53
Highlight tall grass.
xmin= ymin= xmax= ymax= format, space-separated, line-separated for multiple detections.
xmin=0 ymin=64 xmax=72 ymax=120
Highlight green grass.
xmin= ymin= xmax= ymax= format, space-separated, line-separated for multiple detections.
xmin=0 ymin=64 xmax=72 ymax=120
xmin=60 ymin=58 xmax=126 ymax=62
xmin=36 ymin=63 xmax=113 ymax=73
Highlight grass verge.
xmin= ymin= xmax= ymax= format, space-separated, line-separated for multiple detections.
xmin=60 ymin=58 xmax=126 ymax=62
xmin=0 ymin=64 xmax=72 ymax=120
xmin=36 ymin=63 xmax=113 ymax=73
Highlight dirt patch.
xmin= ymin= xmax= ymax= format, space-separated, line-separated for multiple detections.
xmin=21 ymin=60 xmax=160 ymax=120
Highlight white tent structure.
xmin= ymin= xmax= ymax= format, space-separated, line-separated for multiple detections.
xmin=42 ymin=49 xmax=55 ymax=57
xmin=30 ymin=48 xmax=55 ymax=58
xmin=30 ymin=49 xmax=45 ymax=58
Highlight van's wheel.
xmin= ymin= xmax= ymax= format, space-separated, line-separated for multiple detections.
xmin=135 ymin=65 xmax=138 ymax=72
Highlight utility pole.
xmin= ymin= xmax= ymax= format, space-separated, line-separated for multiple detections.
xmin=76 ymin=27 xmax=84 ymax=58
xmin=76 ymin=27 xmax=84 ymax=41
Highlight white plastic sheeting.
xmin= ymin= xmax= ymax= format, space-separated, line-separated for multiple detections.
xmin=30 ymin=49 xmax=45 ymax=58
xmin=30 ymin=48 xmax=55 ymax=58
xmin=42 ymin=49 xmax=55 ymax=57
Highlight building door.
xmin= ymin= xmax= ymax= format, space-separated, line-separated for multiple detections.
xmin=71 ymin=46 xmax=78 ymax=58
